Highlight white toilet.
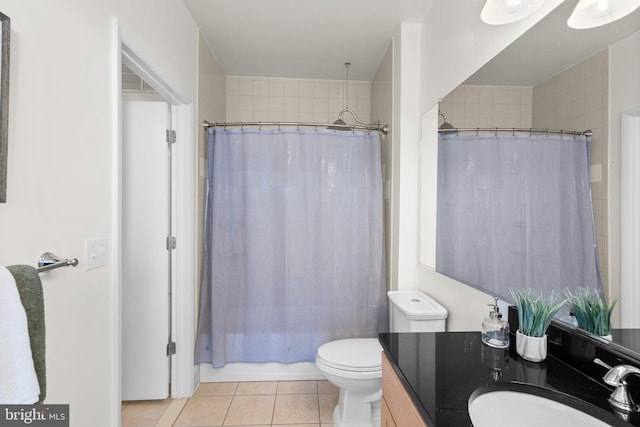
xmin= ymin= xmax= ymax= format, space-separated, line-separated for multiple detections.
xmin=315 ymin=290 xmax=448 ymax=427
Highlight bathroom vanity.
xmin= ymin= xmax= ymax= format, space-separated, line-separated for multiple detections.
xmin=379 ymin=329 xmax=640 ymax=427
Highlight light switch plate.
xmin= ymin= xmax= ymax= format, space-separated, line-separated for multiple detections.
xmin=85 ymin=238 xmax=108 ymax=270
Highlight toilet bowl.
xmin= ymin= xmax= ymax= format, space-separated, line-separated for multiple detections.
xmin=316 ymin=338 xmax=383 ymax=427
xmin=315 ymin=290 xmax=448 ymax=427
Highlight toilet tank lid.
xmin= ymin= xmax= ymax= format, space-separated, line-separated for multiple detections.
xmin=387 ymin=290 xmax=448 ymax=320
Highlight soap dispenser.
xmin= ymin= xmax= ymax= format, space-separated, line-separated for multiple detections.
xmin=482 ymin=297 xmax=510 ymax=349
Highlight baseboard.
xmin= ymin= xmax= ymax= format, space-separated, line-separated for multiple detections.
xmin=199 ymin=362 xmax=325 ymax=383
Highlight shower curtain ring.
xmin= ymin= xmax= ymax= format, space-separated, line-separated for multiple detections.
xmin=494 ymin=127 xmax=498 ymax=136
xmin=241 ymin=122 xmax=244 ymax=131
xmin=476 ymin=128 xmax=479 ymax=136
xmin=512 ymin=128 xmax=515 ymax=136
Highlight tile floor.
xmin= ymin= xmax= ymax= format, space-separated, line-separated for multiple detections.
xmin=121 ymin=380 xmax=339 ymax=427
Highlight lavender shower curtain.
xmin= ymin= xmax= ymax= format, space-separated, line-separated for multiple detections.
xmin=195 ymin=128 xmax=387 ymax=368
xmin=436 ymin=132 xmax=601 ymax=301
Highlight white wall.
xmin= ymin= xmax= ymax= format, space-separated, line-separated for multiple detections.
xmin=392 ymin=23 xmax=422 ymax=291
xmin=0 ymin=1 xmax=199 ymax=425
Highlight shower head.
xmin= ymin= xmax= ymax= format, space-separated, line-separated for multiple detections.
xmin=327 ymin=117 xmax=349 ymax=131
xmin=439 ymin=112 xmax=455 ymax=130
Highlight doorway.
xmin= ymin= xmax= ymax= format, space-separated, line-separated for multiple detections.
xmin=121 ymin=63 xmax=176 ymax=400
xmin=112 ymin=37 xmax=198 ymax=418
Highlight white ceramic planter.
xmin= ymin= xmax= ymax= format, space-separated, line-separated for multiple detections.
xmin=516 ymin=330 xmax=547 ymax=362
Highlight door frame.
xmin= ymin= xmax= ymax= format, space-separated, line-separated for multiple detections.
xmin=110 ymin=17 xmax=196 ymax=420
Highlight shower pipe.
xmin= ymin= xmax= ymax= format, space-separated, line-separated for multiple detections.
xmin=439 ymin=127 xmax=592 ymax=137
xmin=202 ymin=109 xmax=389 ymax=135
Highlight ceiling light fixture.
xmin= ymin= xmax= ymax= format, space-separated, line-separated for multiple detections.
xmin=567 ymin=0 xmax=640 ymax=29
xmin=480 ymin=0 xmax=545 ymax=25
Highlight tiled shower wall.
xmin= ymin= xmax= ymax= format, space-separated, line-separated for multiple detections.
xmin=437 ymin=48 xmax=609 ymax=299
xmin=438 ymin=85 xmax=533 ymax=129
xmin=226 ymin=76 xmax=371 ymax=125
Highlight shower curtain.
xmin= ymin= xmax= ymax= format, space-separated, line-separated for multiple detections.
xmin=436 ymin=132 xmax=601 ymax=300
xmin=195 ymin=127 xmax=387 ymax=368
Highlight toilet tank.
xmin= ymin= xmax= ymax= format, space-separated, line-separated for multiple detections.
xmin=387 ymin=290 xmax=448 ymax=332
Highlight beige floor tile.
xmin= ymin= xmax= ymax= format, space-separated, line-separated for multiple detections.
xmin=272 ymin=394 xmax=320 ymax=424
xmin=235 ymin=381 xmax=278 ymax=395
xmin=155 ymin=398 xmax=188 ymax=427
xmin=223 ymin=394 xmax=276 ymax=425
xmin=318 ymin=393 xmax=338 ymax=423
xmin=317 ymin=380 xmax=339 ymax=394
xmin=174 ymin=395 xmax=233 ymax=427
xmin=196 ymin=382 xmax=239 ymax=396
xmin=272 ymin=425 xmax=320 ymax=427
xmin=121 ymin=399 xmax=172 ymax=427
xmin=277 ymin=380 xmax=318 ymax=394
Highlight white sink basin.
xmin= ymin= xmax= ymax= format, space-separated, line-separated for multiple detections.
xmin=469 ymin=384 xmax=620 ymax=427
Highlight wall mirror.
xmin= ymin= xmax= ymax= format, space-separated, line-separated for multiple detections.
xmin=436 ymin=1 xmax=640 ymax=358
xmin=0 ymin=12 xmax=9 ymax=203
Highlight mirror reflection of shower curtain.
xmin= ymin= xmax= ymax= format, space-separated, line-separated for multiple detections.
xmin=195 ymin=128 xmax=387 ymax=368
xmin=436 ymin=133 xmax=601 ymax=301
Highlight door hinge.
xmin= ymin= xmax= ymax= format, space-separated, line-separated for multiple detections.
xmin=166 ymin=236 xmax=177 ymax=250
xmin=167 ymin=341 xmax=176 ymax=356
xmin=166 ymin=129 xmax=176 ymax=144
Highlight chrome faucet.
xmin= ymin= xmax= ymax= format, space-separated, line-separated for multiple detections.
xmin=595 ymin=358 xmax=640 ymax=413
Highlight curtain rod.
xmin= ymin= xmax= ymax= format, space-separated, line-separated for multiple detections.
xmin=439 ymin=127 xmax=592 ymax=137
xmin=202 ymin=120 xmax=389 ymax=135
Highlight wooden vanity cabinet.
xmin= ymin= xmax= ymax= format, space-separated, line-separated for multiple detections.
xmin=381 ymin=351 xmax=429 ymax=427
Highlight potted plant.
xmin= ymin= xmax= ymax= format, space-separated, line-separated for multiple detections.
xmin=565 ymin=288 xmax=618 ymax=339
xmin=510 ymin=289 xmax=565 ymax=362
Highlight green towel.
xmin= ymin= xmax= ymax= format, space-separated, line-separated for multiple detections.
xmin=7 ymin=265 xmax=46 ymax=404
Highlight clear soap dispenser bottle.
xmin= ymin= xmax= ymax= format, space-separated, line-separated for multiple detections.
xmin=482 ymin=297 xmax=510 ymax=349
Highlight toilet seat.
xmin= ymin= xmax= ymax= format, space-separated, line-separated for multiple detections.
xmin=316 ymin=338 xmax=382 ymax=379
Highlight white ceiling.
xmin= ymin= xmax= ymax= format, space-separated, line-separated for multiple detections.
xmin=184 ymin=0 xmax=640 ymax=85
xmin=183 ymin=0 xmax=436 ymax=81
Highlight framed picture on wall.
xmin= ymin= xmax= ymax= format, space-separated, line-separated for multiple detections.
xmin=0 ymin=12 xmax=9 ymax=203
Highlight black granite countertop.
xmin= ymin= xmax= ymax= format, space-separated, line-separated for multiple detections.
xmin=379 ymin=332 xmax=640 ymax=427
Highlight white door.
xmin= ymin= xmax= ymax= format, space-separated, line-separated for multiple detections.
xmin=121 ymin=100 xmax=172 ymax=400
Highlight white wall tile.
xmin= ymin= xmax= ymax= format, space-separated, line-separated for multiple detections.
xmin=314 ymin=80 xmax=329 ymax=98
xmin=329 ymin=81 xmax=344 ymax=99
xmin=284 ymin=80 xmax=299 ymax=97
xmin=269 ymin=79 xmax=284 ymax=97
xmin=226 ymin=76 xmax=372 ymax=129
xmin=238 ymin=78 xmax=253 ymax=96
xmin=464 ymin=86 xmax=479 ymax=104
xmin=227 ymin=76 xmax=239 ymax=95
xmin=284 ymin=97 xmax=299 ymax=112
xmin=299 ymin=81 xmax=314 ymax=97
xmin=254 ymin=95 xmax=269 ymax=111
xmin=253 ymin=78 xmax=269 ymax=96
xmin=238 ymin=95 xmax=253 ymax=111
